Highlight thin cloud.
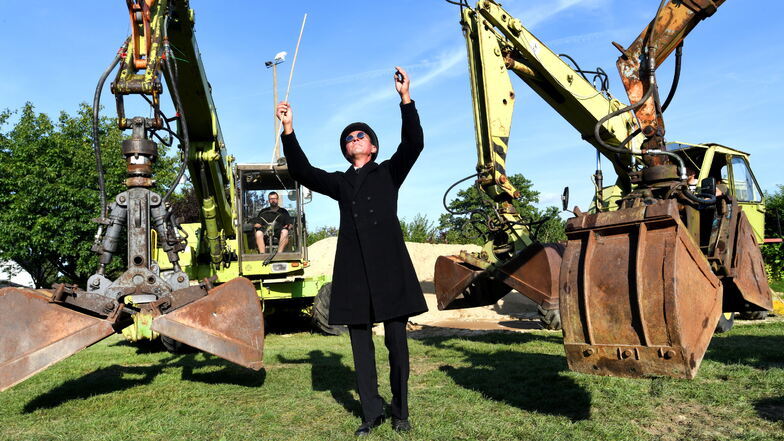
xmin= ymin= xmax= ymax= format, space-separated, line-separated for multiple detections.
xmin=511 ymin=0 xmax=608 ymax=28
xmin=326 ymin=47 xmax=465 ymax=125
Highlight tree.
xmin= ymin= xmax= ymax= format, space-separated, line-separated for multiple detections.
xmin=0 ymin=103 xmax=178 ymax=288
xmin=400 ymin=214 xmax=437 ymax=243
xmin=438 ymin=173 xmax=566 ymax=245
xmin=762 ymin=185 xmax=784 ymax=281
xmin=307 ymin=226 xmax=339 ymax=246
xmin=764 ymin=185 xmax=784 ymax=239
xmin=169 ymin=183 xmax=200 ymax=224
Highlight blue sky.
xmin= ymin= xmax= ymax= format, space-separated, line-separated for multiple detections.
xmin=2 ymin=0 xmax=782 ymax=230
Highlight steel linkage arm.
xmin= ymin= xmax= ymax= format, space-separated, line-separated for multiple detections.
xmin=614 ymin=0 xmax=725 ymax=154
xmin=467 ymin=0 xmax=643 ymax=188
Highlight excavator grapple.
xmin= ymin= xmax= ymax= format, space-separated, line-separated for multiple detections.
xmin=435 ymin=243 xmax=563 ymax=320
xmin=0 ymin=287 xmax=115 ymax=392
xmin=0 ymin=278 xmax=264 ymax=392
xmin=559 ymin=200 xmax=723 ymax=379
xmin=151 ymin=278 xmax=264 ymax=370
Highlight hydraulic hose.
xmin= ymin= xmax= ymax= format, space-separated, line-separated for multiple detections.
xmin=593 ymin=86 xmax=654 ymax=154
xmin=661 ymin=43 xmax=683 ymax=112
xmin=92 ymin=40 xmax=129 ymax=219
xmin=442 ymin=172 xmax=480 ymax=215
xmin=161 ymin=38 xmax=190 ymax=203
xmin=682 ymin=187 xmax=717 ymax=205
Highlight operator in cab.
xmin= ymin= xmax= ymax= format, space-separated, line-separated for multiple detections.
xmin=253 ymin=191 xmax=292 ymax=254
xmin=276 ymin=66 xmax=427 ymax=436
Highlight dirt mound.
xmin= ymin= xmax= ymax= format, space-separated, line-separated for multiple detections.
xmin=304 ymin=237 xmax=541 ymax=333
xmin=305 ymin=236 xmax=481 ymax=281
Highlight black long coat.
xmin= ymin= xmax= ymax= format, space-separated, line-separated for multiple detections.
xmin=281 ymin=102 xmax=427 ymax=325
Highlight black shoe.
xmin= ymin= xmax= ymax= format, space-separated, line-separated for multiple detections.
xmin=391 ymin=417 xmax=411 ymax=432
xmin=355 ymin=415 xmax=385 ymax=437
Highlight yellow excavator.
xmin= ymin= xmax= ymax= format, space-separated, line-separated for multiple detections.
xmin=436 ymin=0 xmax=771 ymax=378
xmin=0 ymin=0 xmax=267 ymax=391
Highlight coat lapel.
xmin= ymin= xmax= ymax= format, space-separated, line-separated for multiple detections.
xmin=352 ymin=162 xmax=378 ymax=198
xmin=343 ymin=165 xmax=357 ymax=189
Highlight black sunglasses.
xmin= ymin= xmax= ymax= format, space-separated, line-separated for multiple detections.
xmin=345 ymin=132 xmax=367 ymax=144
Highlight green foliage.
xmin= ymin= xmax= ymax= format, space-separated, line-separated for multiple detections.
xmin=762 ymin=243 xmax=784 ymax=282
xmin=763 ymin=185 xmax=784 ymax=239
xmin=400 ymin=213 xmax=438 ymax=243
xmin=169 ymin=184 xmax=200 ymax=224
xmin=762 ymin=185 xmax=784 ymax=281
xmin=438 ymin=173 xmax=566 ymax=245
xmin=0 ymin=103 xmax=177 ymax=288
xmin=306 ymin=226 xmax=338 ymax=246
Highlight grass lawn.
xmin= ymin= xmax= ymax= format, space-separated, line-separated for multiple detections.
xmin=1 ymin=319 xmax=783 ymax=441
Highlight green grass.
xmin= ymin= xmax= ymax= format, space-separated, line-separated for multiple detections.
xmin=2 ymin=321 xmax=784 ymax=441
xmin=770 ymin=279 xmax=784 ymax=293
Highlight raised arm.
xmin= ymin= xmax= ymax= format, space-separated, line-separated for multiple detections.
xmin=278 ymin=101 xmax=341 ymax=200
xmin=388 ymin=67 xmax=424 ymax=187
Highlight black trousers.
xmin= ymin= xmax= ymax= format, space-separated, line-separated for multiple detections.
xmin=348 ymin=317 xmax=409 ymax=422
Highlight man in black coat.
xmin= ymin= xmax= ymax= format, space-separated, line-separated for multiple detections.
xmin=276 ymin=66 xmax=427 ymax=436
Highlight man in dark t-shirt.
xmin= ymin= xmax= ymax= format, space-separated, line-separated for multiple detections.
xmin=253 ymin=191 xmax=292 ymax=253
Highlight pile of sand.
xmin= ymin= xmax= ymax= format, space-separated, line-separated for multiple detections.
xmin=304 ymin=237 xmax=540 ymax=332
xmin=304 ymin=236 xmax=481 ymax=282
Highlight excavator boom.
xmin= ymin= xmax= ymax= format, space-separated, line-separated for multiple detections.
xmin=0 ymin=0 xmax=264 ymax=392
xmin=436 ymin=0 xmax=771 ymax=379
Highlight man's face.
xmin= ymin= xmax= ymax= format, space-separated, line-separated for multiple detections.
xmin=344 ymin=130 xmax=377 ymax=161
xmin=268 ymin=194 xmax=279 ymax=208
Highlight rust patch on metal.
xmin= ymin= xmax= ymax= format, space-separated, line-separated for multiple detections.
xmin=151 ymin=277 xmax=264 ymax=370
xmin=434 ymin=243 xmax=563 ymax=311
xmin=723 ymin=211 xmax=772 ymax=311
xmin=0 ymin=287 xmax=114 ymax=391
xmin=560 ymin=200 xmax=722 ymax=379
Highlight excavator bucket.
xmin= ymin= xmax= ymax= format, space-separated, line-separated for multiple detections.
xmin=152 ymin=277 xmax=264 ymax=370
xmin=435 ymin=243 xmax=563 ymax=311
xmin=0 ymin=287 xmax=115 ymax=392
xmin=560 ymin=200 xmax=723 ymax=379
xmin=722 ymin=211 xmax=772 ymax=312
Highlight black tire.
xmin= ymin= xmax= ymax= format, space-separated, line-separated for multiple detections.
xmin=538 ymin=305 xmax=562 ymax=330
xmin=161 ymin=335 xmax=193 ymax=353
xmin=737 ymin=310 xmax=768 ymax=320
xmin=715 ymin=312 xmax=735 ymax=333
xmin=311 ymin=283 xmax=347 ymax=336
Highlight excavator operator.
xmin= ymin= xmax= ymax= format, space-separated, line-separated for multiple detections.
xmin=253 ymin=191 xmax=292 ymax=253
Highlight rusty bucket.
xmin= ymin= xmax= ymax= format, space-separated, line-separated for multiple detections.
xmin=560 ymin=200 xmax=722 ymax=379
xmin=434 ymin=242 xmax=563 ymax=311
xmin=152 ymin=277 xmax=264 ymax=370
xmin=0 ymin=287 xmax=115 ymax=392
xmin=722 ymin=211 xmax=772 ymax=312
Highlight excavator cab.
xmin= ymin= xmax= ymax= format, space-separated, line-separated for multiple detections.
xmin=236 ymin=164 xmax=308 ymax=261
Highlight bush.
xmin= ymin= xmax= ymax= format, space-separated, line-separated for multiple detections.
xmin=307 ymin=226 xmax=338 ymax=246
xmin=400 ymin=214 xmax=438 ymax=243
xmin=762 ymin=242 xmax=784 ymax=282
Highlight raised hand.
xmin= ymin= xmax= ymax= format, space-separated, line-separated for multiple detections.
xmin=394 ymin=66 xmax=411 ymax=104
xmin=276 ymin=101 xmax=293 ymax=134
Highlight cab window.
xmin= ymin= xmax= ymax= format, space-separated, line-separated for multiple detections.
xmin=729 ymin=156 xmax=762 ymax=203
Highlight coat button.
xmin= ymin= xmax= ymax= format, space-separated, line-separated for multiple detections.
xmin=373 ymin=220 xmax=378 ymax=225
xmin=352 ymin=200 xmax=356 ymax=205
xmin=367 ymin=196 xmax=371 ymax=200
xmin=353 ymin=213 xmax=358 ymax=218
xmin=369 ymin=209 xmax=374 ymax=214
